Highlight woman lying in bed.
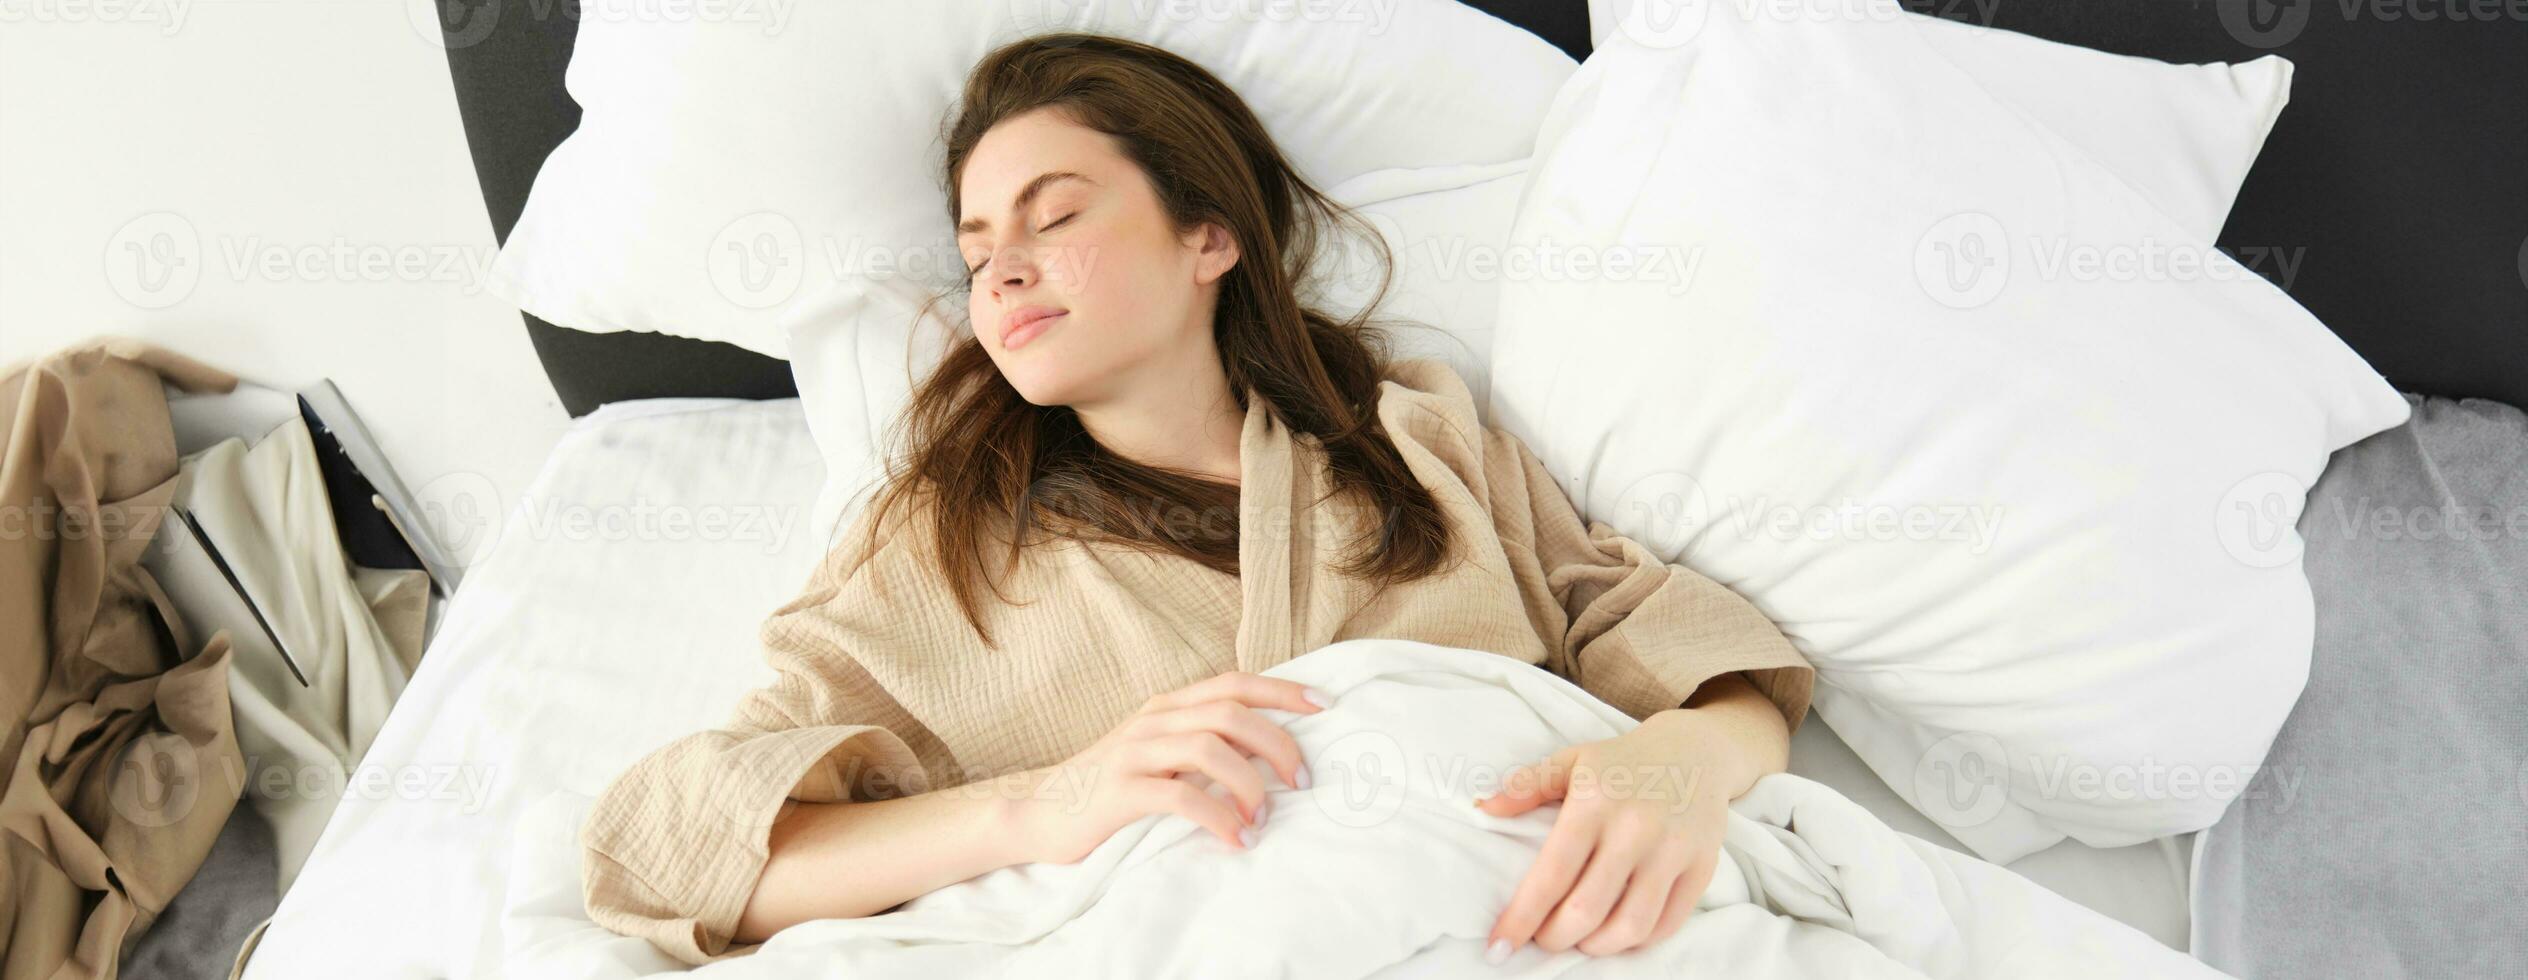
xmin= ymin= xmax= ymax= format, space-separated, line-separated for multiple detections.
xmin=581 ymin=32 xmax=1814 ymax=969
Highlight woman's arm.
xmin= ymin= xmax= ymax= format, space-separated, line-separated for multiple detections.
xmin=734 ymin=785 xmax=1033 ymax=942
xmin=577 ymin=669 xmax=937 ymax=964
xmin=1471 ymin=428 xmax=1809 ymax=960
xmin=1474 ymin=671 xmax=1790 ymax=961
xmin=1370 ymin=361 xmax=1813 ymax=960
xmin=1651 ymin=669 xmax=1792 ymax=794
xmin=1474 ymin=671 xmax=1787 ymax=822
xmin=1484 ymin=425 xmax=1816 ymax=728
xmin=736 ymin=670 xmax=1327 ymax=943
xmin=578 ymin=516 xmax=952 ymax=965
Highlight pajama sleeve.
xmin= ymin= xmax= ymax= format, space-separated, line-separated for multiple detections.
xmin=1488 ymin=425 xmax=1814 ymax=729
xmin=577 ymin=511 xmax=945 ymax=966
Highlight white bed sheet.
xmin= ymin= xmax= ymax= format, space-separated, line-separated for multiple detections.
xmin=241 ymin=398 xmax=832 ymax=979
xmin=239 ymin=397 xmax=2191 ymax=978
xmin=1788 ymin=717 xmax=2197 ymax=951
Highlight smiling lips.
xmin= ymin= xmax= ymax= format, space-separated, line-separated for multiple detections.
xmin=1000 ymin=306 xmax=1067 ymax=351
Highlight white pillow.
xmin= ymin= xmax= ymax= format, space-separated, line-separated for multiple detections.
xmin=794 ymin=0 xmax=2302 ymax=544
xmin=1306 ymin=165 xmax=1533 ymax=409
xmin=1492 ymin=1 xmax=2409 ymax=862
xmin=790 ymin=0 xmax=2297 ymax=572
xmin=1587 ymin=0 xmax=2294 ymax=240
xmin=485 ymin=0 xmax=1575 ymax=358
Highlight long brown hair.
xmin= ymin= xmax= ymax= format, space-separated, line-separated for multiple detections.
xmin=866 ymin=32 xmax=1451 ymax=644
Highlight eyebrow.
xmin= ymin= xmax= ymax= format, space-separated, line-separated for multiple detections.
xmin=957 ymin=171 xmax=1095 ymax=235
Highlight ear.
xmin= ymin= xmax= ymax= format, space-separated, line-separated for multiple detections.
xmin=1186 ymin=221 xmax=1241 ymax=286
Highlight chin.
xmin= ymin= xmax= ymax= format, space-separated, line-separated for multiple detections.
xmin=998 ymin=364 xmax=1085 ymax=408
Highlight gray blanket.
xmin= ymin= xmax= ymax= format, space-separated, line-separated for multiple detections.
xmin=2194 ymin=394 xmax=2527 ymax=978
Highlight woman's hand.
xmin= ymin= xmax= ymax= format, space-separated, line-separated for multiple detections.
xmin=1011 ymin=671 xmax=1329 ymax=865
xmin=1474 ymin=682 xmax=1785 ymax=963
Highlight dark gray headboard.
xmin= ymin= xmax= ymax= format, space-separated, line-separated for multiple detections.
xmin=435 ymin=0 xmax=793 ymax=416
xmin=436 ymin=0 xmax=2526 ymax=415
xmin=1898 ymin=0 xmax=2527 ymax=410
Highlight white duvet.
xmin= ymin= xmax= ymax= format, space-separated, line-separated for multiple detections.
xmin=502 ymin=639 xmax=2222 ymax=979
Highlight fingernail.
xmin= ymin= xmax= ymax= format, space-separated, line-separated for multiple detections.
xmin=1485 ymin=938 xmax=1513 ymax=965
xmin=1253 ymin=799 xmax=1271 ymax=824
xmin=1294 ymin=764 xmax=1313 ymax=790
xmin=1239 ymin=827 xmax=1257 ymax=849
xmin=1303 ymin=687 xmax=1333 ymax=709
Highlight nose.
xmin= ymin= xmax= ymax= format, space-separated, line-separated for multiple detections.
xmin=989 ymin=245 xmax=1038 ymax=297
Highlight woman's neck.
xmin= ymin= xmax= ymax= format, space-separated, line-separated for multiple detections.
xmin=1072 ymin=348 xmax=1243 ymax=486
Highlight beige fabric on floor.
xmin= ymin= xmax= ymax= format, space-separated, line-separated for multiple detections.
xmin=171 ymin=415 xmax=415 ymax=893
xmin=210 ymin=573 xmax=490 ymax=980
xmin=581 ymin=359 xmax=1819 ymax=965
xmin=1 ymin=338 xmax=245 ymax=980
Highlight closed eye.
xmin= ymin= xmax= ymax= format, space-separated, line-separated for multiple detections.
xmin=966 ymin=212 xmax=1080 ymax=279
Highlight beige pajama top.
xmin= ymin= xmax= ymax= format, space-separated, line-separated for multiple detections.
xmin=579 ymin=359 xmax=1815 ymax=964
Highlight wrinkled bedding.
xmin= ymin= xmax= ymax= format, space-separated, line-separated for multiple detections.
xmin=503 ymin=639 xmax=2222 ymax=979
xmin=238 ymin=399 xmax=829 ymax=979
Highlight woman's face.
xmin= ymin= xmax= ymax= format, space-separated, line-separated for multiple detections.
xmin=957 ymin=107 xmax=1240 ymax=407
